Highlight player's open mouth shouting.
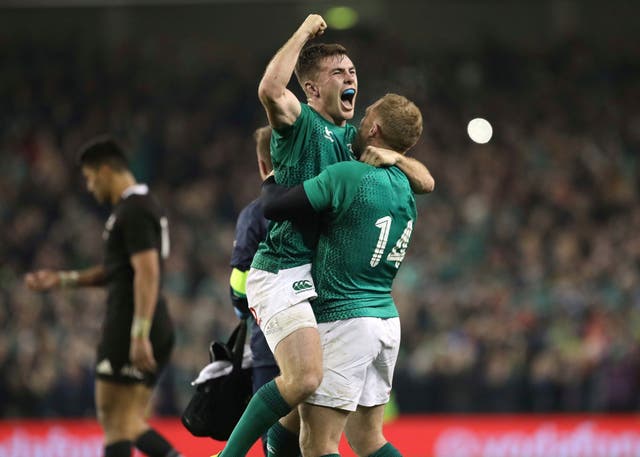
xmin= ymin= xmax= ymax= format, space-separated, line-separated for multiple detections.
xmin=341 ymin=87 xmax=356 ymax=113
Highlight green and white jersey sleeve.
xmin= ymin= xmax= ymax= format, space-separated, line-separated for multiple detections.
xmin=303 ymin=161 xmax=418 ymax=323
xmin=252 ymin=104 xmax=356 ymax=273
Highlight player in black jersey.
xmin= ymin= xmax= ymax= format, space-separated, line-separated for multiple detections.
xmin=25 ymin=136 xmax=181 ymax=457
xmin=229 ymin=126 xmax=301 ymax=457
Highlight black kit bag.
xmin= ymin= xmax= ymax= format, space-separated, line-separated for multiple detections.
xmin=181 ymin=318 xmax=253 ymax=441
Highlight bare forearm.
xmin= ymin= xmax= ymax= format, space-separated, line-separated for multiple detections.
xmin=25 ymin=264 xmax=106 ymax=291
xmin=60 ymin=265 xmax=106 ymax=288
xmin=258 ymin=29 xmax=309 ymax=102
xmin=258 ymin=15 xmax=325 ymax=128
xmin=396 ymin=155 xmax=435 ymax=194
xmin=77 ymin=265 xmax=106 ymax=286
xmin=129 ymin=250 xmax=160 ymax=339
xmin=133 ymin=270 xmax=158 ymax=322
xmin=129 ymin=259 xmax=160 ymax=370
xmin=130 ymin=270 xmax=158 ymax=340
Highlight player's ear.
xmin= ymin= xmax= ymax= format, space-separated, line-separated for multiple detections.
xmin=370 ymin=122 xmax=381 ymax=138
xmin=304 ymin=81 xmax=319 ymax=98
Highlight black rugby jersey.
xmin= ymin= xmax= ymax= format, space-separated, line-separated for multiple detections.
xmin=101 ymin=184 xmax=172 ymax=338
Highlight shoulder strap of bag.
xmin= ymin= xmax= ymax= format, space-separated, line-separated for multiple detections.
xmin=228 ymin=318 xmax=248 ymax=370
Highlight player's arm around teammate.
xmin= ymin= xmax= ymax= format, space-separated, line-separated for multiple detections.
xmin=360 ymin=145 xmax=435 ymax=194
xmin=261 ymin=94 xmax=425 ymax=457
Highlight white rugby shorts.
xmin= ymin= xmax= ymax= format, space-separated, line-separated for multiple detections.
xmin=305 ymin=316 xmax=401 ymax=411
xmin=246 ymin=264 xmax=318 ymax=352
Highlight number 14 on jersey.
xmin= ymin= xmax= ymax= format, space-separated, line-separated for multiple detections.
xmin=370 ymin=216 xmax=413 ymax=268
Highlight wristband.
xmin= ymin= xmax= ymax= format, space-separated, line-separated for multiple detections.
xmin=59 ymin=270 xmax=79 ymax=288
xmin=131 ymin=317 xmax=152 ymax=339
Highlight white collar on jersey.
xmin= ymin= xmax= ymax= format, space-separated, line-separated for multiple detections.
xmin=121 ymin=184 xmax=149 ymax=199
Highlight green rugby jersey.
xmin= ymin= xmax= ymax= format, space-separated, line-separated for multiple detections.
xmin=303 ymin=161 xmax=417 ymax=323
xmin=252 ymin=103 xmax=356 ymax=273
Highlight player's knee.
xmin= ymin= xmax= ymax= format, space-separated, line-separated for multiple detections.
xmin=96 ymin=400 xmax=118 ymax=428
xmin=296 ymin=369 xmax=323 ymax=399
xmin=280 ymin=368 xmax=321 ymax=402
xmin=98 ymin=408 xmax=130 ymax=438
xmin=97 ymin=402 xmax=143 ymax=439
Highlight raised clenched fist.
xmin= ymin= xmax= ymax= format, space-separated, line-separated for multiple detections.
xmin=299 ymin=14 xmax=327 ymax=40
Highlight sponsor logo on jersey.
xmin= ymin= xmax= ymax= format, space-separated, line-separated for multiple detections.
xmin=96 ymin=359 xmax=113 ymax=375
xmin=292 ymin=280 xmax=313 ymax=292
xmin=323 ymin=126 xmax=334 ymax=143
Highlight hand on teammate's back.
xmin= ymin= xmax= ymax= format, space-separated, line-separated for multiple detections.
xmin=360 ymin=146 xmax=400 ymax=167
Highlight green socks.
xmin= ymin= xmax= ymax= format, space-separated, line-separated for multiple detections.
xmin=220 ymin=380 xmax=291 ymax=457
xmin=368 ymin=442 xmax=402 ymax=457
xmin=267 ymin=421 xmax=300 ymax=457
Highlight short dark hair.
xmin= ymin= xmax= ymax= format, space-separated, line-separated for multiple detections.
xmin=294 ymin=43 xmax=348 ymax=86
xmin=77 ymin=135 xmax=129 ymax=171
xmin=375 ymin=94 xmax=423 ymax=153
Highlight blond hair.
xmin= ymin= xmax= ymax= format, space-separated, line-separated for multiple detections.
xmin=375 ymin=94 xmax=423 ymax=153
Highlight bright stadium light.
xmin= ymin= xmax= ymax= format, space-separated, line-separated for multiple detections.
xmin=325 ymin=6 xmax=358 ymax=30
xmin=467 ymin=118 xmax=493 ymax=144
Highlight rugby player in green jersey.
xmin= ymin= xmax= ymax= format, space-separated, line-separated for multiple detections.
xmin=261 ymin=94 xmax=429 ymax=457
xmin=212 ymin=14 xmax=433 ymax=457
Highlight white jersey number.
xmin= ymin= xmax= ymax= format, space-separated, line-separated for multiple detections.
xmin=370 ymin=217 xmax=413 ymax=268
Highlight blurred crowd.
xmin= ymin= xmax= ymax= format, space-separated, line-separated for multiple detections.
xmin=1 ymin=27 xmax=639 ymax=418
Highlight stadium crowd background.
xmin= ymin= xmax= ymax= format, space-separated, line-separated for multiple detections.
xmin=1 ymin=1 xmax=639 ymax=418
